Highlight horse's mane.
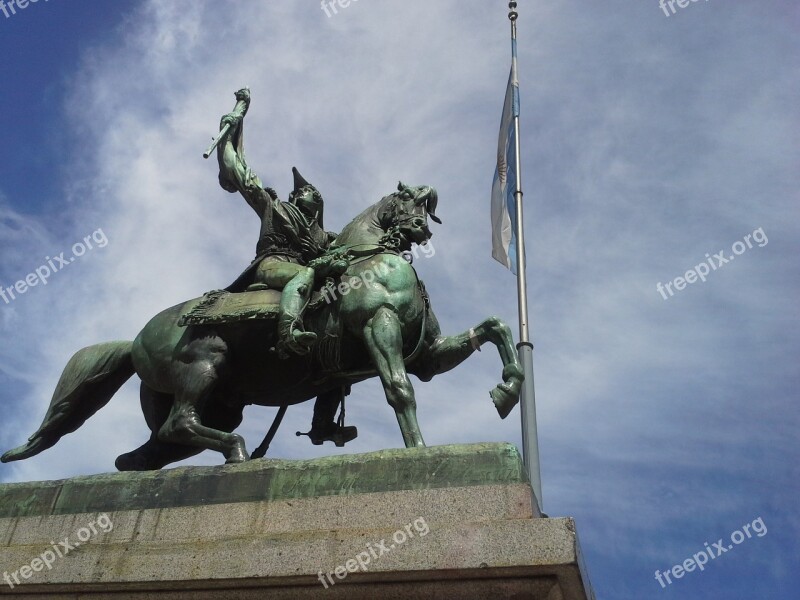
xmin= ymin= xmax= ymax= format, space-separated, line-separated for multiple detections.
xmin=333 ymin=193 xmax=398 ymax=247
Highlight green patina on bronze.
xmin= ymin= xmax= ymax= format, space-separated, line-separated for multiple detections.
xmin=0 ymin=443 xmax=527 ymax=518
xmin=1 ymin=89 xmax=524 ymax=474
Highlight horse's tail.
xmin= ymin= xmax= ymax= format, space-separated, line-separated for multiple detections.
xmin=1 ymin=341 xmax=135 ymax=463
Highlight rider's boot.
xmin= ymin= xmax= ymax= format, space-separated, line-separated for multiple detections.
xmin=300 ymin=389 xmax=358 ymax=447
xmin=276 ymin=267 xmax=317 ymax=357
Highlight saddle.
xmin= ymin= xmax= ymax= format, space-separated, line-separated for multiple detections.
xmin=178 ymin=288 xmax=282 ymax=327
xmin=178 ymin=287 xmax=337 ymax=327
xmin=178 ymin=287 xmax=345 ymax=373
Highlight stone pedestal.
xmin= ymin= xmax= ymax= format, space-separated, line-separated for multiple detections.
xmin=0 ymin=443 xmax=594 ymax=599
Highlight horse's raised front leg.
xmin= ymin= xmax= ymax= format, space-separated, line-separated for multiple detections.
xmin=414 ymin=316 xmax=524 ymax=419
xmin=158 ymin=334 xmax=249 ymax=464
xmin=363 ymin=306 xmax=425 ymax=448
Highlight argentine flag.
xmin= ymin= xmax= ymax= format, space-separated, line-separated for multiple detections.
xmin=491 ymin=39 xmax=521 ymax=273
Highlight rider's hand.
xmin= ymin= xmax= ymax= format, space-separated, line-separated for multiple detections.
xmin=220 ymin=112 xmax=241 ymax=131
xmin=235 ymin=88 xmax=251 ymax=104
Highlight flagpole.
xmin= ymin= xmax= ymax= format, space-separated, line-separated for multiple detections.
xmin=508 ymin=0 xmax=543 ymax=513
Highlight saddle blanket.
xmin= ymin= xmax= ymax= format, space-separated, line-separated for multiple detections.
xmin=178 ymin=289 xmax=281 ymax=327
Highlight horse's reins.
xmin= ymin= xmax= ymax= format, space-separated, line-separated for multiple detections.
xmin=310 ymin=248 xmax=430 ymax=383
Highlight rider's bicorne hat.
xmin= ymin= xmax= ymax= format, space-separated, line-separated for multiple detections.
xmin=289 ymin=167 xmax=324 ymax=229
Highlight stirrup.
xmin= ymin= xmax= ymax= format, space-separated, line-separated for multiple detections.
xmin=297 ymin=396 xmax=357 ymax=447
xmin=296 ymin=425 xmax=358 ymax=447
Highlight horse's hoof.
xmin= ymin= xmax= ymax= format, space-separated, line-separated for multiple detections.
xmin=225 ymin=448 xmax=250 ymax=464
xmin=115 ymin=452 xmax=153 ymax=472
xmin=491 ymin=384 xmax=519 ymax=419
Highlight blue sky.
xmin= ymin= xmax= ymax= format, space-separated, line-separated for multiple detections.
xmin=0 ymin=1 xmax=797 ymax=598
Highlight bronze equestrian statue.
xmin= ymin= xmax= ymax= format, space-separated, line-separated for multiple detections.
xmin=2 ymin=90 xmax=524 ymax=471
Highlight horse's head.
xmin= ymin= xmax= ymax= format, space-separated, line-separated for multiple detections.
xmin=377 ymin=182 xmax=441 ymax=250
xmin=333 ymin=181 xmax=442 ymax=251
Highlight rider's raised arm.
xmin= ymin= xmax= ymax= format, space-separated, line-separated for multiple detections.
xmin=216 ymin=100 xmax=271 ymax=217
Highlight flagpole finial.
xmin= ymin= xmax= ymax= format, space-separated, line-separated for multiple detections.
xmin=508 ymin=1 xmax=518 ymax=21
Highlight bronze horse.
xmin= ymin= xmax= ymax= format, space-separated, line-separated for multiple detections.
xmin=2 ymin=184 xmax=523 ymax=470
